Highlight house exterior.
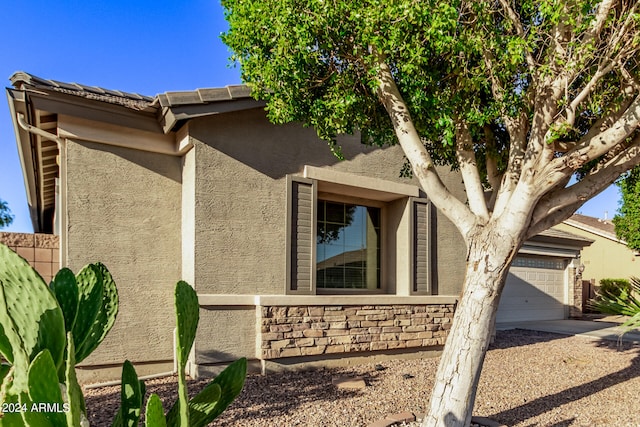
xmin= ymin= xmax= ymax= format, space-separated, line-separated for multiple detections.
xmin=556 ymin=214 xmax=640 ymax=287
xmin=7 ymin=72 xmax=591 ymax=384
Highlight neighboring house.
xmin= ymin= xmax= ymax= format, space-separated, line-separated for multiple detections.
xmin=7 ymin=72 xmax=590 ymax=383
xmin=556 ymin=214 xmax=640 ymax=287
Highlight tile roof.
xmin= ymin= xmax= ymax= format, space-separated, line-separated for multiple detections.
xmin=9 ymin=71 xmax=155 ymax=111
xmin=9 ymin=71 xmax=253 ymax=111
xmin=563 ymin=213 xmax=621 ymax=242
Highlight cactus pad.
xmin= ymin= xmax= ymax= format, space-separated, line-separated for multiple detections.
xmin=0 ymin=244 xmax=65 ymax=372
xmin=144 ymin=394 xmax=167 ymax=427
xmin=50 ymin=268 xmax=79 ymax=333
xmin=24 ymin=350 xmax=66 ymax=426
xmin=72 ymin=264 xmax=104 ymax=354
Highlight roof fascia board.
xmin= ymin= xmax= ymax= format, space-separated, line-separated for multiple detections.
xmin=562 ymin=219 xmax=625 ymax=244
xmin=523 ymin=236 xmax=590 ymax=251
xmin=6 ymin=88 xmax=40 ymax=230
xmin=27 ymin=90 xmax=163 ymax=134
xmin=58 ymin=115 xmax=190 ymax=156
xmin=160 ymin=99 xmax=266 ymax=133
xmin=528 ymin=233 xmax=593 ymax=248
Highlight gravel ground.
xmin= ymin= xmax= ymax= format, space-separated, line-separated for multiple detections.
xmin=84 ymin=330 xmax=640 ymax=426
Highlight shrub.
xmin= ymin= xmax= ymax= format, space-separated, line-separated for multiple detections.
xmin=598 ymin=278 xmax=631 ymax=299
xmin=590 ymin=277 xmax=640 ymax=334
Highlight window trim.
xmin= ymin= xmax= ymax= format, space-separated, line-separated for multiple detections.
xmin=286 ymin=175 xmax=432 ymax=297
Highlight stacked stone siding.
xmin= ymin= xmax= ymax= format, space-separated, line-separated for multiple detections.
xmin=0 ymin=232 xmax=60 ymax=283
xmin=260 ymin=304 xmax=455 ymax=359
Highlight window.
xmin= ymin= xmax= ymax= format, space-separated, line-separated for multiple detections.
xmin=286 ymin=175 xmax=431 ymax=295
xmin=316 ymin=201 xmax=381 ymax=289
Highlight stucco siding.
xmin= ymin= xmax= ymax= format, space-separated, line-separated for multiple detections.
xmin=189 ymin=108 xmax=467 ymax=297
xmin=195 ymin=307 xmax=257 ymax=366
xmin=65 ymin=139 xmax=182 ymax=366
xmin=555 ymin=223 xmax=640 ymax=285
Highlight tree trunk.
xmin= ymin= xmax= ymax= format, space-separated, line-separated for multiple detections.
xmin=422 ymin=233 xmax=519 ymax=427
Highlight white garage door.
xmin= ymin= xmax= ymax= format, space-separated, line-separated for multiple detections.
xmin=496 ymin=256 xmax=567 ymax=323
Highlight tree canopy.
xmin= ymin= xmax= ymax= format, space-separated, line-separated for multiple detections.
xmin=613 ymin=166 xmax=640 ymax=251
xmin=0 ymin=199 xmax=13 ymax=229
xmin=223 ymin=1 xmax=640 ymax=239
xmin=222 ymin=1 xmax=640 ymax=425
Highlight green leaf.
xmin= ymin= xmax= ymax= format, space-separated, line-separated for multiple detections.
xmin=112 ymin=360 xmax=143 ymax=427
xmin=174 ymin=281 xmax=199 ymax=427
xmin=184 ymin=383 xmax=222 ymax=427
xmin=174 ymin=281 xmax=199 ymax=368
xmin=166 ymin=358 xmax=246 ymax=427
xmin=201 ymin=357 xmax=247 ymax=423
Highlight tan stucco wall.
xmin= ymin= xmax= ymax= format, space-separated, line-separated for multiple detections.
xmin=187 ymin=108 xmax=467 ymax=366
xmin=555 ymin=223 xmax=640 ymax=286
xmin=188 ymin=108 xmax=467 ymax=297
xmin=64 ymin=139 xmax=182 ymax=368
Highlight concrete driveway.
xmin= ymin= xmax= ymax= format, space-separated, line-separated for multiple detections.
xmin=496 ymin=318 xmax=640 ymax=344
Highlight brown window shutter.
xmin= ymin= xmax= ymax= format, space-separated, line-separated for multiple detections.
xmin=412 ymin=198 xmax=431 ymax=294
xmin=286 ymin=176 xmax=316 ymax=294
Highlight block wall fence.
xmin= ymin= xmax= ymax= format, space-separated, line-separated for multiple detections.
xmin=0 ymin=232 xmax=60 ymax=283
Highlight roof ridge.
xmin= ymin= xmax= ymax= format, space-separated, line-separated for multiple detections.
xmin=9 ymin=71 xmax=253 ymax=111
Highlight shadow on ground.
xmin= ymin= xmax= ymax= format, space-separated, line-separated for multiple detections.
xmin=488 ymin=331 xmax=640 ymax=426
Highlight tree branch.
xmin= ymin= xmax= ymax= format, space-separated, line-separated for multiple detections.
xmin=455 ymin=118 xmax=489 ymax=220
xmin=528 ymin=138 xmax=640 ymax=238
xmin=373 ymin=57 xmax=476 ymax=238
xmin=496 ymin=0 xmax=536 ymax=72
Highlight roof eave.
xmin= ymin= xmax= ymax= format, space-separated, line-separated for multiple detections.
xmin=6 ymin=87 xmax=44 ymax=232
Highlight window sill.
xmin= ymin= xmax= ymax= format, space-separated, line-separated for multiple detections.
xmin=198 ymin=294 xmax=459 ymax=307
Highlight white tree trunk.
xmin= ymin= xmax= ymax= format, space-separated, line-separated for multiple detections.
xmin=422 ymin=233 xmax=519 ymax=427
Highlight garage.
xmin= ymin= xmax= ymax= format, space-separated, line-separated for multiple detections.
xmin=495 ymin=228 xmax=594 ymax=323
xmin=496 ymin=255 xmax=568 ymax=323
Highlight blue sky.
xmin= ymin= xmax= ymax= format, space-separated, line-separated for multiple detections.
xmin=0 ymin=1 xmax=621 ymax=232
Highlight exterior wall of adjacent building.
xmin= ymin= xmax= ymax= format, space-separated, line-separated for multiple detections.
xmin=555 ymin=223 xmax=640 ymax=286
xmin=61 ymin=124 xmax=183 ymax=383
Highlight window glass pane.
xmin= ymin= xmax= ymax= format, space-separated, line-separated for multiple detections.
xmin=316 ymin=200 xmax=380 ymax=290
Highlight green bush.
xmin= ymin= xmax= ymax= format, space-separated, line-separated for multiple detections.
xmin=598 ymin=278 xmax=631 ymax=299
xmin=590 ymin=277 xmax=640 ymax=334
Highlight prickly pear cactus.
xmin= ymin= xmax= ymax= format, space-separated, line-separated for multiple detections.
xmin=0 ymin=244 xmax=66 ymax=377
xmin=22 ymin=349 xmax=66 ymax=426
xmin=64 ymin=332 xmax=87 ymax=427
xmin=144 ymin=394 xmax=167 ymax=427
xmin=111 ymin=360 xmax=146 ymax=427
xmin=0 ymin=243 xmax=119 ymax=426
xmin=50 ymin=268 xmax=79 ymax=333
xmin=110 ymin=280 xmax=246 ymax=427
xmin=75 ymin=263 xmax=118 ymax=363
xmin=72 ymin=264 xmax=104 ymax=354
